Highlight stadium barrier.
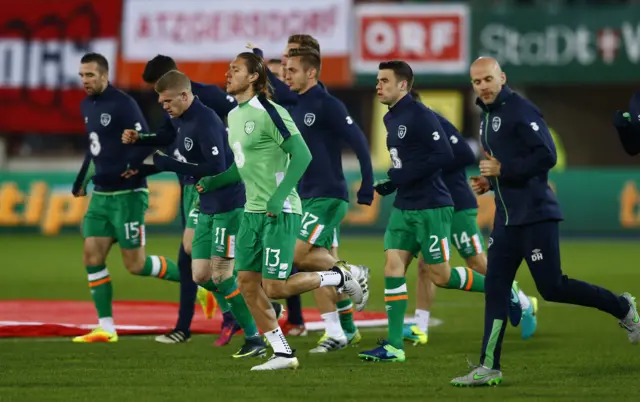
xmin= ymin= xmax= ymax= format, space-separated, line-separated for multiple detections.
xmin=1 ymin=169 xmax=640 ymax=237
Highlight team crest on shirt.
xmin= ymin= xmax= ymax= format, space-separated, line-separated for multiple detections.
xmin=100 ymin=113 xmax=111 ymax=127
xmin=397 ymin=125 xmax=407 ymax=139
xmin=244 ymin=121 xmax=255 ymax=134
xmin=184 ymin=137 xmax=193 ymax=151
xmin=492 ymin=117 xmax=501 ymax=132
xmin=304 ymin=113 xmax=316 ymax=126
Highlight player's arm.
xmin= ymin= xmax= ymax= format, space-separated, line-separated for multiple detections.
xmin=266 ymin=102 xmax=312 ymax=215
xmin=71 ymin=151 xmax=95 ymax=196
xmin=130 ymin=115 xmax=177 ymax=147
xmin=251 ymin=46 xmax=298 ymax=106
xmin=387 ymin=111 xmax=454 ymax=187
xmin=613 ymin=111 xmax=640 ymax=156
xmin=121 ymin=97 xmax=154 ymax=168
xmin=327 ymin=99 xmax=374 ymax=205
xmin=499 ymin=109 xmax=556 ymax=183
xmin=442 ymin=124 xmax=476 ymax=172
xmin=154 ymin=119 xmax=227 ymax=178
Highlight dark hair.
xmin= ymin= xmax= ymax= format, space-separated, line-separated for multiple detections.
xmin=236 ymin=52 xmax=272 ymax=98
xmin=80 ymin=52 xmax=109 ymax=73
xmin=378 ymin=60 xmax=414 ymax=90
xmin=142 ymin=55 xmax=178 ymax=84
xmin=267 ymin=58 xmax=282 ymax=64
xmin=288 ymin=34 xmax=321 ymax=53
xmin=288 ymin=47 xmax=321 ymax=77
xmin=410 ymin=89 xmax=421 ymax=102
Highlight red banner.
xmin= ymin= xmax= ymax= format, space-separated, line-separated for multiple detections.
xmin=0 ymin=0 xmax=122 ymax=133
xmin=354 ymin=4 xmax=469 ymax=75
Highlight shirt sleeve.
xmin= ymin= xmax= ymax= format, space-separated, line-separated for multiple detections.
xmin=136 ymin=114 xmax=177 ymax=147
xmin=388 ymin=109 xmax=454 ymax=187
xmin=440 ymin=119 xmax=476 ymax=172
xmin=260 ymin=96 xmax=301 ymax=146
xmin=326 ymin=98 xmax=374 ymax=203
xmin=204 ymin=85 xmax=237 ymax=119
xmin=120 ymin=96 xmax=154 ymax=167
xmin=500 ymin=109 xmax=557 ymax=183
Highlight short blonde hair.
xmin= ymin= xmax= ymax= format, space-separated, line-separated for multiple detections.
xmin=154 ymin=70 xmax=191 ymax=93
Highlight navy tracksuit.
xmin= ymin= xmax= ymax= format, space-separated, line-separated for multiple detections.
xmin=613 ymin=90 xmax=640 ymax=156
xmin=478 ymin=86 xmax=631 ymax=370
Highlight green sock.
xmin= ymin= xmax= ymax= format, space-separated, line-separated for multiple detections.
xmin=86 ymin=265 xmax=113 ymax=318
xmin=336 ymin=299 xmax=357 ymax=334
xmin=384 ymin=276 xmax=408 ymax=350
xmin=140 ymin=256 xmax=180 ymax=282
xmin=446 ymin=267 xmax=485 ymax=292
xmin=199 ymin=279 xmax=231 ymax=313
xmin=216 ymin=276 xmax=259 ymax=338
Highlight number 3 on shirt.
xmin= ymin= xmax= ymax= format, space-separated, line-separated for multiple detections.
xmin=232 ymin=142 xmax=245 ymax=168
xmin=89 ymin=132 xmax=101 ymax=156
xmin=389 ymin=147 xmax=402 ymax=169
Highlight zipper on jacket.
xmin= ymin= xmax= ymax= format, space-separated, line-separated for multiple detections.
xmin=483 ymin=113 xmax=509 ymax=225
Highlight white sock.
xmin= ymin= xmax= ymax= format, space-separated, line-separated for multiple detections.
xmin=414 ymin=309 xmax=430 ymax=333
xmin=264 ymin=327 xmax=293 ymax=355
xmin=317 ymin=271 xmax=342 ymax=287
xmin=519 ymin=290 xmax=531 ymax=310
xmin=99 ymin=317 xmax=115 ymax=333
xmin=321 ymin=311 xmax=345 ymax=339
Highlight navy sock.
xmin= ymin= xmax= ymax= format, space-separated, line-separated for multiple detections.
xmin=285 ymin=266 xmax=304 ymax=325
xmin=174 ymin=243 xmax=196 ymax=335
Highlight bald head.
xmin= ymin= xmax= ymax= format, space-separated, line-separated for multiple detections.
xmin=470 ymin=57 xmax=506 ymax=105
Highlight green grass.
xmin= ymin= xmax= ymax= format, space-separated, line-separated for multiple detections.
xmin=1 ymin=234 xmax=639 ymax=402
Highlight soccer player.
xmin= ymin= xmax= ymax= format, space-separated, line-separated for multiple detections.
xmin=123 ymin=54 xmax=240 ymax=346
xmin=72 ymin=53 xmax=181 ymax=343
xmin=266 ymin=58 xmax=285 ymax=81
xmin=135 ymin=70 xmax=266 ymax=357
xmin=285 ymin=46 xmax=374 ymax=352
xmin=358 ymin=61 xmax=487 ymax=363
xmin=196 ymin=52 xmax=364 ymax=371
xmin=613 ymin=90 xmax=640 ymax=155
xmin=451 ymin=57 xmax=640 ymax=387
xmin=403 ymin=90 xmax=537 ymax=345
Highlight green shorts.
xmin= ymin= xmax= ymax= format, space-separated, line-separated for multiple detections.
xmin=236 ymin=212 xmax=301 ymax=281
xmin=82 ymin=190 xmax=149 ymax=249
xmin=450 ymin=208 xmax=484 ymax=258
xmin=183 ymin=184 xmax=199 ymax=230
xmin=191 ymin=208 xmax=242 ymax=260
xmin=298 ymin=198 xmax=348 ymax=249
xmin=383 ymin=206 xmax=453 ymax=264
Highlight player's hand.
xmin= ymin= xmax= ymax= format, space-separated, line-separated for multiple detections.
xmin=266 ymin=197 xmax=282 ymax=218
xmin=245 ymin=42 xmax=259 ymax=50
xmin=122 ymin=129 xmax=140 ymax=144
xmin=613 ymin=110 xmax=632 ymax=127
xmin=196 ymin=177 xmax=213 ymax=193
xmin=374 ymin=178 xmax=396 ymax=196
xmin=121 ymin=168 xmax=139 ymax=179
xmin=470 ymin=176 xmax=491 ymax=195
xmin=479 ymin=152 xmax=501 ymax=177
xmin=72 ymin=188 xmax=86 ymax=198
xmin=357 ymin=187 xmax=374 ymax=206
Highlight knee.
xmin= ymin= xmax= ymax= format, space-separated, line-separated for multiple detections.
xmin=427 ymin=265 xmax=449 ymax=287
xmin=263 ymin=281 xmax=288 ymax=300
xmin=192 ymin=270 xmax=211 ymax=285
xmin=122 ymin=253 xmax=146 ymax=275
xmin=237 ymin=272 xmax=255 ymax=295
xmin=83 ymin=248 xmax=105 ymax=267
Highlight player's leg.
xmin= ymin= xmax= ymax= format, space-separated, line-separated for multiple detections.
xmin=235 ymin=213 xmax=298 ymax=371
xmin=523 ymin=221 xmax=639 ymax=342
xmin=422 ymin=208 xmax=485 ymax=293
xmin=283 ymin=280 xmax=307 ymax=336
xmin=74 ymin=193 xmax=118 ymax=343
xmin=452 ymin=208 xmax=530 ymax=333
xmin=208 ymin=209 xmax=266 ymax=358
xmin=403 ymin=256 xmax=434 ymax=346
xmin=451 ymin=225 xmax=522 ymax=387
xmin=359 ymin=208 xmax=418 ymax=363
xmin=261 ymin=213 xmax=363 ymax=305
xmin=117 ymin=192 xmax=181 ymax=281
xmin=331 ymin=244 xmax=362 ymax=346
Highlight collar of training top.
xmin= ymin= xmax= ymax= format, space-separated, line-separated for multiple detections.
xmin=179 ymin=96 xmax=202 ymax=120
xmin=299 ymin=83 xmax=324 ymax=98
xmin=388 ymin=93 xmax=413 ymax=112
xmin=88 ymin=83 xmax=114 ymax=100
xmin=475 ymin=85 xmax=513 ymax=112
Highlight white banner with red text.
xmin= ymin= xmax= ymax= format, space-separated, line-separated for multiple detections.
xmin=118 ymin=0 xmax=353 ymax=87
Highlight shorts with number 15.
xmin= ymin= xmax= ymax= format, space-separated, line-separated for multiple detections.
xmin=82 ymin=191 xmax=148 ymax=249
xmin=235 ymin=212 xmax=301 ymax=280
